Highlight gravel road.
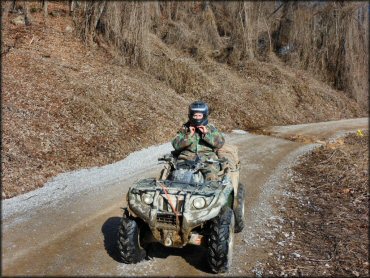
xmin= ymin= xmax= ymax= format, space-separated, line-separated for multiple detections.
xmin=2 ymin=117 xmax=368 ymax=276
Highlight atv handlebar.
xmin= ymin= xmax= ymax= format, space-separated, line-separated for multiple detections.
xmin=158 ymin=155 xmax=228 ymax=165
xmin=158 ymin=154 xmax=174 ymax=162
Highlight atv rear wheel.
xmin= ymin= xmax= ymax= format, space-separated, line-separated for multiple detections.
xmin=234 ymin=183 xmax=245 ymax=233
xmin=207 ymin=206 xmax=235 ymax=273
xmin=117 ymin=215 xmax=146 ymax=264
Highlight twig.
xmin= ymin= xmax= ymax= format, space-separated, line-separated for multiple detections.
xmin=319 ymin=149 xmax=338 ymax=164
xmin=25 ymin=194 xmax=37 ymax=200
xmin=337 ymin=149 xmax=349 ymax=156
xmin=263 ymin=15 xmax=273 ymax=52
xmin=29 ymin=35 xmax=35 ymax=45
xmin=61 ymin=64 xmax=79 ymax=71
xmin=268 ymin=3 xmax=284 ymax=18
xmin=303 ymin=256 xmax=333 ymax=262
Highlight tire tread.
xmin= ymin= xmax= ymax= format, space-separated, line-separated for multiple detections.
xmin=207 ymin=206 xmax=234 ymax=273
xmin=117 ymin=216 xmax=146 ymax=264
xmin=234 ymin=183 xmax=245 ymax=233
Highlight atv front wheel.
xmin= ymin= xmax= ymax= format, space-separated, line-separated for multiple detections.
xmin=117 ymin=215 xmax=146 ymax=264
xmin=207 ymin=206 xmax=235 ymax=273
xmin=234 ymin=183 xmax=245 ymax=233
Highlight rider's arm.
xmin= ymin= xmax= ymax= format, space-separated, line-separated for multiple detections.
xmin=172 ymin=126 xmax=194 ymax=151
xmin=202 ymin=125 xmax=225 ymax=149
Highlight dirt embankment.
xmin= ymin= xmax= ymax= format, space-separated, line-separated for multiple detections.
xmin=2 ymin=3 xmax=365 ymax=198
xmin=262 ymin=131 xmax=369 ymax=276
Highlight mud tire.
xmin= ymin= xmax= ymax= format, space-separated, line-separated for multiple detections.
xmin=207 ymin=206 xmax=235 ymax=273
xmin=117 ymin=215 xmax=146 ymax=264
xmin=234 ymin=183 xmax=245 ymax=233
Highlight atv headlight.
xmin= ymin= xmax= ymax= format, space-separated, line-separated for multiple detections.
xmin=193 ymin=197 xmax=206 ymax=209
xmin=142 ymin=193 xmax=154 ymax=205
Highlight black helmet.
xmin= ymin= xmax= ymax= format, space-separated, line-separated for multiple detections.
xmin=188 ymin=101 xmax=209 ymax=126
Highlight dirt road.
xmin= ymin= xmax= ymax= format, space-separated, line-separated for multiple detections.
xmin=2 ymin=118 xmax=367 ymax=276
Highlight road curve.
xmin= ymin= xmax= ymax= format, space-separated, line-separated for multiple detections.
xmin=2 ymin=117 xmax=367 ymax=276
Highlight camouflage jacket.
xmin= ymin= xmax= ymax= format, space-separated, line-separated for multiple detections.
xmin=172 ymin=122 xmax=225 ymax=157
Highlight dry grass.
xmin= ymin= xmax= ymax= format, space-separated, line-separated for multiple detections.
xmin=1 ymin=2 xmax=366 ymax=199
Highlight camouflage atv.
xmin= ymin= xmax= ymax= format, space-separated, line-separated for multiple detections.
xmin=117 ymin=144 xmax=245 ymax=273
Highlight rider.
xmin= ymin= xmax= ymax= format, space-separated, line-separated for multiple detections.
xmin=172 ymin=101 xmax=225 ymax=181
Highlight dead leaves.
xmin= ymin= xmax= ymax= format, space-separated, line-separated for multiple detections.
xmin=264 ymin=131 xmax=369 ymax=276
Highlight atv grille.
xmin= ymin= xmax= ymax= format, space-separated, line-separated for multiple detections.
xmin=157 ymin=212 xmax=177 ymax=226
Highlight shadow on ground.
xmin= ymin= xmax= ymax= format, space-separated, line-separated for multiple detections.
xmin=146 ymin=242 xmax=211 ymax=273
xmin=101 ymin=216 xmax=212 ymax=273
xmin=101 ymin=217 xmax=122 ymax=262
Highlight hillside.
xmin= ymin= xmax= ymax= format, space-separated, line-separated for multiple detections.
xmin=2 ymin=2 xmax=366 ymax=198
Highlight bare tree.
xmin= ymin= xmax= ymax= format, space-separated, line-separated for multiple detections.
xmin=42 ymin=0 xmax=48 ymax=17
xmin=23 ymin=1 xmax=31 ymax=25
xmin=69 ymin=0 xmax=78 ymax=15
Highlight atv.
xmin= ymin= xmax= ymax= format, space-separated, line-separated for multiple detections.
xmin=117 ymin=145 xmax=245 ymax=273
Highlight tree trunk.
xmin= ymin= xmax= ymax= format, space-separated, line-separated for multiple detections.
xmin=69 ymin=0 xmax=75 ymax=15
xmin=11 ymin=0 xmax=16 ymax=12
xmin=23 ymin=1 xmax=32 ymax=25
xmin=203 ymin=1 xmax=210 ymax=11
xmin=43 ymin=0 xmax=48 ymax=17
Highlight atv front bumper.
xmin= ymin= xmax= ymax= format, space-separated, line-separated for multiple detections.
xmin=127 ymin=184 xmax=233 ymax=247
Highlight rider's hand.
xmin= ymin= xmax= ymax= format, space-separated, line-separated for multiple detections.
xmin=189 ymin=126 xmax=196 ymax=136
xmin=197 ymin=125 xmax=208 ymax=134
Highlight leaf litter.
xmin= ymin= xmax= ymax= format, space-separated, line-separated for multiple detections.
xmin=261 ymin=131 xmax=369 ymax=276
